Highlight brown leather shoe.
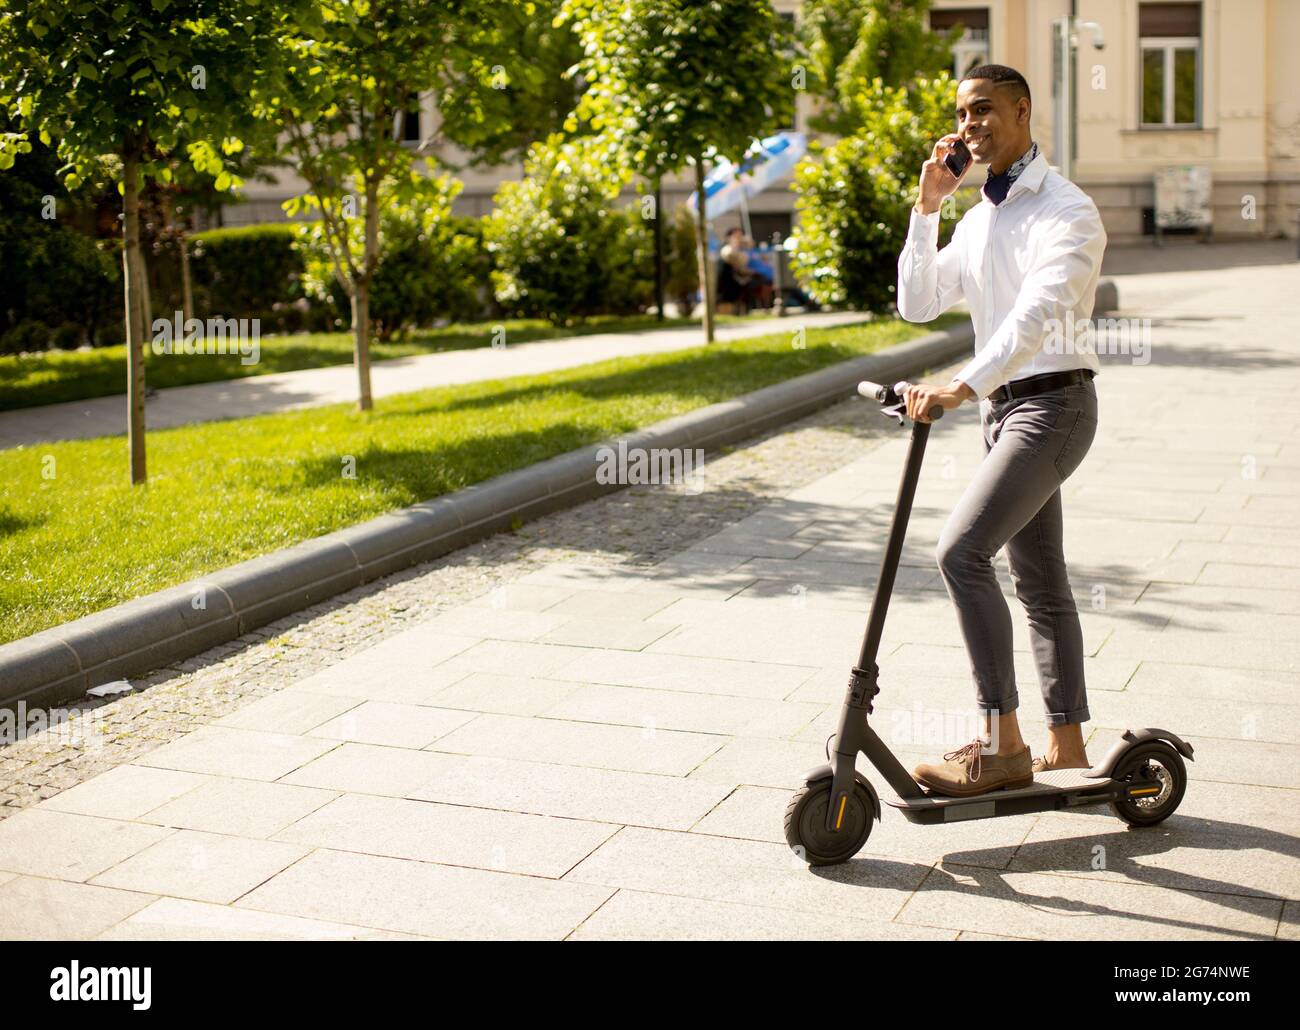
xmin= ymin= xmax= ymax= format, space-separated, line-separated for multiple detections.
xmin=914 ymin=740 xmax=1033 ymax=797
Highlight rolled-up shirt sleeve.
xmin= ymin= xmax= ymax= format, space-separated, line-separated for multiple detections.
xmin=954 ymin=198 xmax=1107 ymax=400
xmin=897 ymin=208 xmax=965 ymax=323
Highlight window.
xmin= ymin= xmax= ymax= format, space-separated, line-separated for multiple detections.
xmin=1139 ymin=3 xmax=1200 ymax=127
xmin=929 ymin=8 xmax=990 ymax=78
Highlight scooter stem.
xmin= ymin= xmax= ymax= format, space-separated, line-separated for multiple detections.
xmin=857 ymin=417 xmax=932 ymax=673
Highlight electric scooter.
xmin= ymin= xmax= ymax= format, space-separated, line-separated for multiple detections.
xmin=785 ymin=379 xmax=1193 ymax=867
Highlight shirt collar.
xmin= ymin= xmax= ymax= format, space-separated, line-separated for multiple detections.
xmin=982 ymin=142 xmax=1047 ymax=205
xmin=1011 ymin=150 xmax=1049 ymax=196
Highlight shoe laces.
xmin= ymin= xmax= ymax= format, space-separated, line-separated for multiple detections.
xmin=944 ymin=739 xmax=988 ymax=782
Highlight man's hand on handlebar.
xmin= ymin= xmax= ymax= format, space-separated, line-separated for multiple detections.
xmin=902 ymin=380 xmax=975 ymax=423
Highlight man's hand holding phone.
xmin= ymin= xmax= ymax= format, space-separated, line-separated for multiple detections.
xmin=915 ymin=134 xmax=971 ymax=216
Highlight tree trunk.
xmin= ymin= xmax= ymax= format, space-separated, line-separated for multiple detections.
xmin=137 ymin=247 xmax=153 ymax=337
xmin=179 ymin=233 xmax=194 ymax=323
xmin=692 ymin=159 xmax=715 ymax=343
xmin=653 ymin=177 xmax=664 ymax=322
xmin=352 ymin=175 xmax=379 ymax=411
xmin=122 ymin=146 xmax=147 ymax=484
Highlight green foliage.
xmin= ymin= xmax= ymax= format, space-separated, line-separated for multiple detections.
xmin=484 ymin=134 xmax=653 ymax=325
xmin=662 ymin=204 xmax=701 ymax=316
xmin=559 ymin=0 xmax=797 ymax=177
xmin=181 ymin=223 xmax=338 ymax=333
xmin=293 ymin=169 xmax=489 ymax=339
xmin=789 ymin=74 xmax=971 ymax=312
xmin=0 ymin=0 xmax=307 ymax=188
xmin=800 ymin=0 xmax=957 ymax=137
xmin=0 ymin=122 xmax=121 ymax=350
xmin=433 ymin=0 xmax=583 ymax=170
xmin=369 ymin=214 xmax=489 ymax=338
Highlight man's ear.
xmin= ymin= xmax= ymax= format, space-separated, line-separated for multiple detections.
xmin=1018 ymin=97 xmax=1032 ymax=126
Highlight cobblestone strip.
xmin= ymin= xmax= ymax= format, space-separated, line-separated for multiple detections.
xmin=0 ymin=363 xmax=960 ymax=819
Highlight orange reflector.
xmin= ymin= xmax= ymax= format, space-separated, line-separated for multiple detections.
xmin=835 ymin=795 xmax=847 ymax=829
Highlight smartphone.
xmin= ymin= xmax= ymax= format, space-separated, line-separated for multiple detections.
xmin=943 ymin=138 xmax=972 ymax=180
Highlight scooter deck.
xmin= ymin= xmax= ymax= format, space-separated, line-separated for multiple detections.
xmin=885 ymin=768 xmax=1115 ymax=821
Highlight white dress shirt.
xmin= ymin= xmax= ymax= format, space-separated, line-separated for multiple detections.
xmin=896 ymin=151 xmax=1106 ymax=400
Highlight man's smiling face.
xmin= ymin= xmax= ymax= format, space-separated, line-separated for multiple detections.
xmin=955 ymin=78 xmax=1031 ymax=172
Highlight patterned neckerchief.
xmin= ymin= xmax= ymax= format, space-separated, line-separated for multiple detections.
xmin=983 ymin=141 xmax=1039 ymax=206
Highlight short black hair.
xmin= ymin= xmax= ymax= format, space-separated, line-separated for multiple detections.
xmin=961 ymin=64 xmax=1031 ymax=105
xmin=726 ymin=227 xmax=744 ymax=238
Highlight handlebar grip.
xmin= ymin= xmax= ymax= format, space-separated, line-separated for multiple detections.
xmin=855 ymin=379 xmax=945 ymax=421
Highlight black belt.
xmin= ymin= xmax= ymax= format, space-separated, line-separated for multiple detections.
xmin=988 ymin=368 xmax=1094 ymax=404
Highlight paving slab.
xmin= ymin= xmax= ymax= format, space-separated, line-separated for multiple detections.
xmin=138 ymin=777 xmax=339 ymax=838
xmin=0 ymin=875 xmax=157 ymax=940
xmin=96 ymin=897 xmax=428 ymax=941
xmin=35 ymin=765 xmax=209 ymax=822
xmin=305 ymin=700 xmax=476 ymax=748
xmin=566 ymin=825 xmax=930 ymax=921
xmin=568 ymin=888 xmax=956 ymax=941
xmin=271 ymin=793 xmax=616 ymax=878
xmin=429 ymin=713 xmax=726 ymax=777
xmin=133 ymin=726 xmax=340 ymax=781
xmin=90 ymin=829 xmax=310 ymax=904
xmin=408 ymin=755 xmax=734 ymax=830
xmin=234 ymin=848 xmax=614 ymax=940
xmin=278 ymin=742 xmax=466 ymax=798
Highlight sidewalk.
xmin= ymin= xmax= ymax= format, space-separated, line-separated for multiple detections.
xmin=1 ymin=253 xmax=1297 ymax=939
xmin=0 ymin=310 xmax=871 ymax=449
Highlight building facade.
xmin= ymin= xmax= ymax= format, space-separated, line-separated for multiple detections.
xmin=226 ymin=0 xmax=1299 ymax=246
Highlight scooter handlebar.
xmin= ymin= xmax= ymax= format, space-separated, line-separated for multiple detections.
xmin=856 ymin=379 xmax=945 ymax=421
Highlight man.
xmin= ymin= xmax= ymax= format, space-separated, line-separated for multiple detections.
xmin=895 ymin=64 xmax=1105 ymax=798
xmin=718 ymin=227 xmax=754 ymax=313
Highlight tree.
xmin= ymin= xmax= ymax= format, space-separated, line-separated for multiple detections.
xmin=559 ymin=0 xmax=796 ymax=343
xmin=483 ymin=132 xmax=651 ymax=325
xmin=0 ymin=0 xmax=308 ymax=483
xmin=800 ymin=0 xmax=956 ymax=137
xmin=432 ymin=0 xmax=585 ymax=170
xmin=789 ymin=74 xmax=968 ymax=312
xmin=273 ymin=0 xmax=512 ymax=412
xmin=295 ymin=166 xmax=485 ymax=339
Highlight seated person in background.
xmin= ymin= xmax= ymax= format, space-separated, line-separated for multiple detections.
xmin=717 ymin=227 xmax=754 ymax=314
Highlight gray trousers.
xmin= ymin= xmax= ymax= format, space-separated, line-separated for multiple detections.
xmin=936 ymin=379 xmax=1098 ymax=726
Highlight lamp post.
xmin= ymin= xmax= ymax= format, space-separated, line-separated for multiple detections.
xmin=1052 ymin=15 xmax=1105 ymax=182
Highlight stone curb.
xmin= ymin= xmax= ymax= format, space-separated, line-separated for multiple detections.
xmin=1 ymin=293 xmax=1114 ymax=711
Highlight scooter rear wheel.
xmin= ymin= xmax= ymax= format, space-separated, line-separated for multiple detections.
xmin=784 ymin=779 xmax=873 ymax=866
xmin=1109 ymin=741 xmax=1187 ymax=827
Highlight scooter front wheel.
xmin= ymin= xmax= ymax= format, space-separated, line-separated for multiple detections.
xmin=784 ymin=779 xmax=873 ymax=866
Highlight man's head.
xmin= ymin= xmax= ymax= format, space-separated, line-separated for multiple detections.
xmin=726 ymin=227 xmax=744 ymax=244
xmin=956 ymin=64 xmax=1033 ymax=173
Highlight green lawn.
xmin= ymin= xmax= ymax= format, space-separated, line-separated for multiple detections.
xmin=0 ymin=312 xmax=747 ymax=411
xmin=0 ymin=313 xmax=959 ymax=644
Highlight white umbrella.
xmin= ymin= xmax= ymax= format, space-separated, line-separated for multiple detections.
xmin=687 ymin=131 xmax=808 ymax=223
